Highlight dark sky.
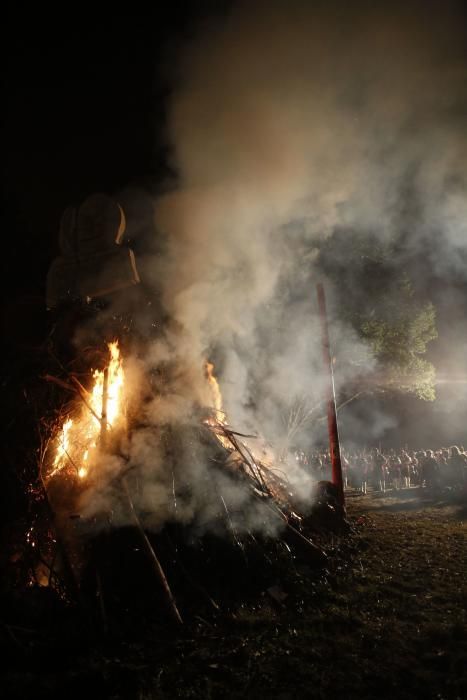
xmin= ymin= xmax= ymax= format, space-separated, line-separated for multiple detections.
xmin=2 ymin=6 xmax=228 ymax=300
xmin=3 ymin=2 xmax=467 ymax=302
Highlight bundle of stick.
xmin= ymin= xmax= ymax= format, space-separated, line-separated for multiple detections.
xmin=37 ymin=363 xmax=327 ymax=630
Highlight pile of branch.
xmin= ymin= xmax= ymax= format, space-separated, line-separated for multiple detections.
xmin=18 ymin=354 xmax=336 ymax=633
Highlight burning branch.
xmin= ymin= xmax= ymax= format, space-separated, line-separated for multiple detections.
xmin=35 ymin=343 xmax=330 ymax=625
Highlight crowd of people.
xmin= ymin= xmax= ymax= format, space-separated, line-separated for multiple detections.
xmin=295 ymin=445 xmax=467 ymax=494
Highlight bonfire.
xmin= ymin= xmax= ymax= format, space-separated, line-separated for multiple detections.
xmin=22 ymin=334 xmax=339 ymax=629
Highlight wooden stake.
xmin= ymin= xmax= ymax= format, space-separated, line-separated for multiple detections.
xmin=316 ymin=283 xmax=345 ymax=507
xmin=122 ymin=477 xmax=183 ymax=625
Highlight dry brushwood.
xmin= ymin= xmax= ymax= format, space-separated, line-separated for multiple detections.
xmin=30 ymin=349 xmax=331 ymax=627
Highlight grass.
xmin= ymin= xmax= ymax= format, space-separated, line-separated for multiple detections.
xmin=2 ymin=488 xmax=466 ymax=699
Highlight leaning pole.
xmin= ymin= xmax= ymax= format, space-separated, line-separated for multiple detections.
xmin=316 ymin=283 xmax=345 ymax=507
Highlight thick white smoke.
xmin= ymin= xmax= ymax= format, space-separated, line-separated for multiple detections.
xmin=149 ymin=0 xmax=467 ymax=438
xmin=78 ymin=0 xmax=467 ymax=528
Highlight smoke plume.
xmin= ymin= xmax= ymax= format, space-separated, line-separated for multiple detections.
xmin=151 ymin=0 xmax=467 ymax=430
xmin=78 ymin=0 xmax=467 ymax=527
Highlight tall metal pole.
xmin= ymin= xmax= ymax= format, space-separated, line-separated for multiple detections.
xmin=316 ymin=283 xmax=345 ymax=506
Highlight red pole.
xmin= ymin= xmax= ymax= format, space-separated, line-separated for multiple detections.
xmin=316 ymin=283 xmax=345 ymax=507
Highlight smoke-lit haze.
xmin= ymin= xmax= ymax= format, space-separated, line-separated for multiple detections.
xmin=152 ymin=0 xmax=467 ymax=434
xmin=77 ymin=0 xmax=467 ymax=527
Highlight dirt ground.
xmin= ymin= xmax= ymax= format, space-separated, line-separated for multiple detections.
xmin=2 ymin=487 xmax=467 ymax=699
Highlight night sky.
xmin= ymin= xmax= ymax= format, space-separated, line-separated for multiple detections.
xmin=3 ymin=4 xmax=467 ymax=294
xmin=3 ymin=6 xmax=227 ymax=299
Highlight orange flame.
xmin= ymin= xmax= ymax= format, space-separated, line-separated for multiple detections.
xmin=48 ymin=341 xmax=125 ymax=481
xmin=206 ymin=361 xmax=224 ymax=420
xmin=205 ymin=361 xmax=233 ymax=451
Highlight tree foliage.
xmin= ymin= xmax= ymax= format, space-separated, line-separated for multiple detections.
xmin=319 ymin=231 xmax=438 ymax=401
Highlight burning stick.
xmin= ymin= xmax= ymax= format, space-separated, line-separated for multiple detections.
xmin=42 ymin=373 xmax=104 ymax=427
xmin=100 ymin=367 xmax=109 ymax=450
xmin=69 ymin=375 xmax=102 ymax=425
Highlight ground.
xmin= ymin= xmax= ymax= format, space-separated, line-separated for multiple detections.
xmin=2 ymin=487 xmax=467 ymax=699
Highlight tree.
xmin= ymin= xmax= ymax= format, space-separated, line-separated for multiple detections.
xmin=318 ymin=231 xmax=438 ymax=401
